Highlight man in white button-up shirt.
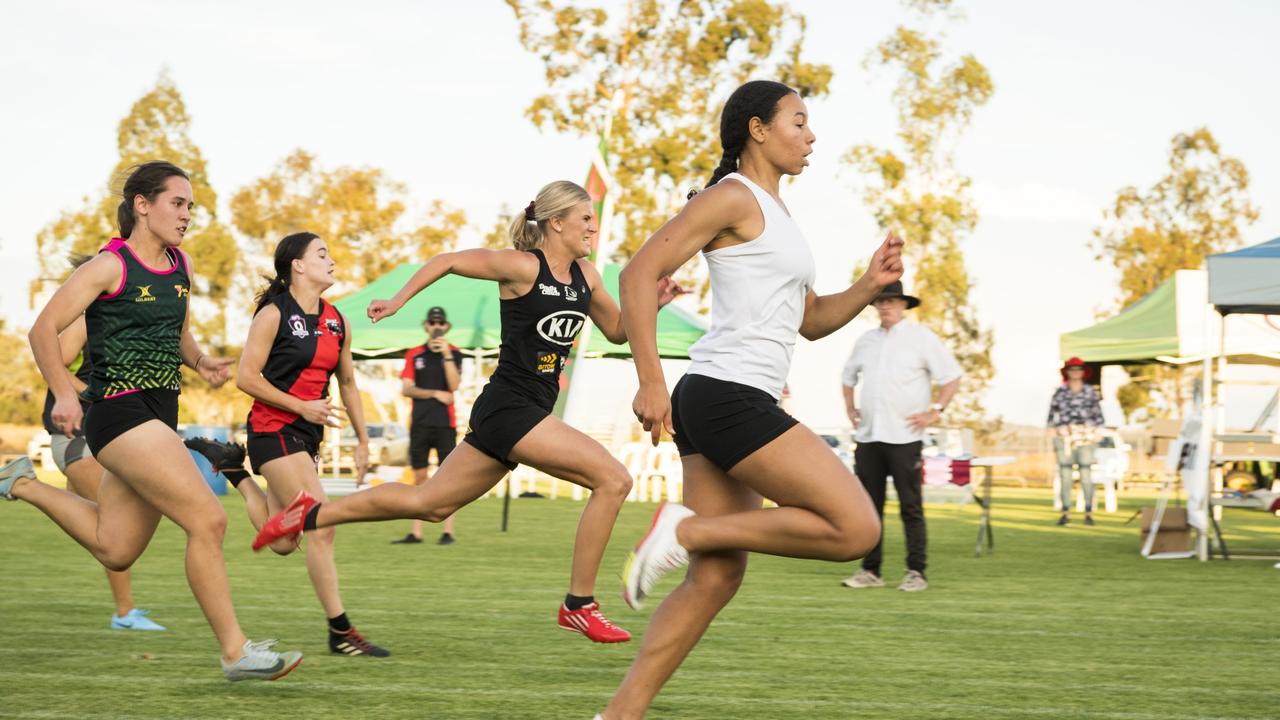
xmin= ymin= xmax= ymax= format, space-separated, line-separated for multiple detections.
xmin=838 ymin=281 xmax=962 ymax=592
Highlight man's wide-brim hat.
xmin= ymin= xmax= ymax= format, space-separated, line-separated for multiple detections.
xmin=1060 ymin=356 xmax=1094 ymax=381
xmin=874 ymin=281 xmax=920 ymax=309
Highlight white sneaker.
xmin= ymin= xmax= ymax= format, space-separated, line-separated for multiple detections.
xmin=840 ymin=569 xmax=885 ymax=588
xmin=897 ymin=570 xmax=928 ymax=592
xmin=623 ymin=502 xmax=695 ymax=610
xmin=220 ymin=639 xmax=303 ymax=681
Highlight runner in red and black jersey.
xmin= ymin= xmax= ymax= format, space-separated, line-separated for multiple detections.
xmin=4 ymin=161 xmax=302 ymax=681
xmin=236 ymin=232 xmax=388 ymax=658
xmin=254 ymin=180 xmax=683 ymax=644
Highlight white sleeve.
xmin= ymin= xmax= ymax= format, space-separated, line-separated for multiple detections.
xmin=922 ymin=329 xmax=963 ymax=385
xmin=841 ymin=342 xmax=861 ymax=388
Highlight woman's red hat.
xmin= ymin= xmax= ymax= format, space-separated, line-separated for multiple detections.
xmin=1060 ymin=356 xmax=1093 ymax=381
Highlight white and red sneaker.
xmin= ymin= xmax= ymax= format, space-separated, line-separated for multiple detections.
xmin=622 ymin=502 xmax=695 ymax=610
xmin=558 ymin=602 xmax=632 ymax=643
xmin=252 ymin=491 xmax=318 ymax=551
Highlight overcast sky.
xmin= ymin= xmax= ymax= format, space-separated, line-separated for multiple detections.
xmin=2 ymin=0 xmax=1276 ymax=427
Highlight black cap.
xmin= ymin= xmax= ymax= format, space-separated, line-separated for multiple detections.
xmin=873 ymin=281 xmax=921 ymax=309
xmin=426 ymin=306 xmax=447 ymax=323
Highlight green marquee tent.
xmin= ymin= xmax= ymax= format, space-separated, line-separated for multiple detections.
xmin=1058 ymin=272 xmax=1182 ymax=364
xmin=1060 ymin=268 xmax=1280 ymax=365
xmin=333 ymin=262 xmax=707 ymax=359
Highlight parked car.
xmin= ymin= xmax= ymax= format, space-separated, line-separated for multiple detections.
xmin=337 ymin=423 xmax=410 ymax=473
xmin=818 ymin=432 xmax=855 ymax=469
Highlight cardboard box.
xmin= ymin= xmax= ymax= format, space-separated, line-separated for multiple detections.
xmin=1139 ymin=507 xmax=1192 ymax=554
xmin=1149 ymin=418 xmax=1183 ymax=439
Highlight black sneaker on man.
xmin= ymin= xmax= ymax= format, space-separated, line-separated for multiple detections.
xmin=390 ymin=533 xmax=423 ymax=545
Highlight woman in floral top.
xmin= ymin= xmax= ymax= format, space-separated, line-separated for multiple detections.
xmin=1047 ymin=357 xmax=1105 ymax=525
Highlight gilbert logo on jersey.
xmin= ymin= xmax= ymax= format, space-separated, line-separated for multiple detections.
xmin=537 ymin=310 xmax=587 ymax=346
xmin=134 ymin=285 xmax=156 ymax=303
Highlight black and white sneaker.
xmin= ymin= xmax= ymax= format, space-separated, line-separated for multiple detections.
xmin=184 ymin=437 xmax=248 ymax=473
xmin=329 ymin=627 xmax=391 ymax=657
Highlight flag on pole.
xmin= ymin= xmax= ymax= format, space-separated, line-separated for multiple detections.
xmin=583 ymin=135 xmax=615 ymax=264
xmin=555 ymin=136 xmax=615 ymax=408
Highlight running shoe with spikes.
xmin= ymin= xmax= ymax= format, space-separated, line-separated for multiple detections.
xmin=183 ymin=436 xmax=247 ymax=474
xmin=559 ymin=601 xmax=632 ymax=643
xmin=253 ymin=491 xmax=318 ymax=551
xmin=622 ymin=502 xmax=695 ymax=610
xmin=329 ymin=627 xmax=391 ymax=657
xmin=221 ymin=638 xmax=303 ymax=681
xmin=0 ymin=456 xmax=35 ymax=500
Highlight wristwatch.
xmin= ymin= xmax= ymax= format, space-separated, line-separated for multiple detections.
xmin=930 ymin=403 xmax=944 ymax=413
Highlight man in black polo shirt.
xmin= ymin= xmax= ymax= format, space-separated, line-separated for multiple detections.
xmin=391 ymin=306 xmax=463 ymax=545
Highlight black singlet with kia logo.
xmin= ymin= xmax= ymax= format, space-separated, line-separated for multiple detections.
xmin=488 ymin=248 xmax=592 ymax=411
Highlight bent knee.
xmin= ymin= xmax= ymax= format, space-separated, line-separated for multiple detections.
xmin=268 ymin=538 xmax=299 ymax=556
xmin=688 ymin=555 xmax=748 ymax=600
xmin=587 ymin=463 xmax=633 ymax=498
xmin=101 ymin=548 xmax=141 ymax=572
xmin=829 ymin=518 xmax=882 ymax=562
xmin=182 ymin=506 xmax=229 ymax=540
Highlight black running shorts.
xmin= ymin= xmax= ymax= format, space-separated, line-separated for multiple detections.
xmin=409 ymin=425 xmax=457 ymax=470
xmin=670 ymin=373 xmax=798 ymax=473
xmin=463 ymin=382 xmax=549 ymax=471
xmin=247 ymin=429 xmax=320 ymax=474
xmin=83 ymin=388 xmax=180 ymax=456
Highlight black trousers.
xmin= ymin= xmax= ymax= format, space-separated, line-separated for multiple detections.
xmin=854 ymin=440 xmax=927 ymax=575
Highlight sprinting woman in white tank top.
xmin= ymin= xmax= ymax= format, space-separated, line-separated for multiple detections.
xmin=597 ymin=80 xmax=906 ymax=719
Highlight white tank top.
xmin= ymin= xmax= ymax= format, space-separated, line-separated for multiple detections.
xmin=687 ymin=172 xmax=816 ymax=400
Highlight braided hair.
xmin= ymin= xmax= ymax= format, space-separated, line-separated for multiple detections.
xmin=690 ymin=80 xmax=797 ymax=199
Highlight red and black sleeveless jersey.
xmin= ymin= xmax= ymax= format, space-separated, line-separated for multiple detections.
xmin=488 ymin=248 xmax=591 ymax=411
xmin=246 ymin=292 xmax=346 ymax=442
xmin=401 ymin=343 xmax=463 ymax=428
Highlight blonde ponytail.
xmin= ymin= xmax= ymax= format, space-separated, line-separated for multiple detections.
xmin=507 ymin=180 xmax=591 ymax=251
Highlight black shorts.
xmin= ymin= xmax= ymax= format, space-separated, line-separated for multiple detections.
xmin=410 ymin=424 xmax=457 ymax=470
xmin=247 ymin=429 xmax=320 ymax=474
xmin=83 ymin=388 xmax=180 ymax=456
xmin=671 ymin=373 xmax=798 ymax=473
xmin=463 ymin=383 xmax=550 ymax=471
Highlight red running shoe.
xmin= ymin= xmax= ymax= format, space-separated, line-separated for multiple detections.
xmin=558 ymin=602 xmax=632 ymax=643
xmin=253 ymin=491 xmax=318 ymax=551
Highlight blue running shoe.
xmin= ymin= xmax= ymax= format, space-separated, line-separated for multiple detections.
xmin=0 ymin=456 xmax=35 ymax=500
xmin=111 ymin=608 xmax=167 ymax=631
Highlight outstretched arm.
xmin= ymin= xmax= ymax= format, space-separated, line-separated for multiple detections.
xmin=368 ymin=249 xmax=537 ymax=322
xmin=798 ymin=231 xmax=904 ymax=341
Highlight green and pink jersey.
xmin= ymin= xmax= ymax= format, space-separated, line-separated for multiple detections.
xmin=82 ymin=238 xmax=190 ymax=402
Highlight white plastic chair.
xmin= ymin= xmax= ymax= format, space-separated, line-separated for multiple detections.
xmin=640 ymin=443 xmax=683 ymax=503
xmin=615 ymin=441 xmax=650 ymax=502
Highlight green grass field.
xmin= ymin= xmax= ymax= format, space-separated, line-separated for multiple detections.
xmin=0 ymin=486 xmax=1275 ymax=719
